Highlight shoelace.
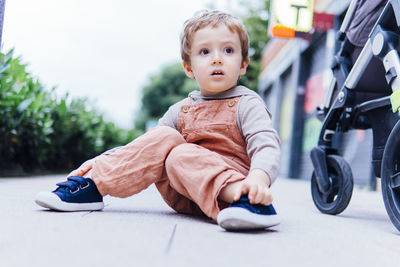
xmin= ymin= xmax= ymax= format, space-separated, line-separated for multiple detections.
xmin=56 ymin=176 xmax=90 ymax=193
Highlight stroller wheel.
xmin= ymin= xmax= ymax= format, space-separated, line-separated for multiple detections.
xmin=381 ymin=121 xmax=400 ymax=232
xmin=311 ymin=155 xmax=353 ymax=215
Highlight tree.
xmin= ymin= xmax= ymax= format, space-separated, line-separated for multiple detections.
xmin=239 ymin=0 xmax=271 ymax=91
xmin=134 ymin=63 xmax=197 ymax=131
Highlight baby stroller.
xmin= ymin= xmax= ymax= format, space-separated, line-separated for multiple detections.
xmin=310 ymin=0 xmax=400 ymax=231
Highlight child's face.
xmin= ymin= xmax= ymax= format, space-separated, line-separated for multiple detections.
xmin=183 ymin=25 xmax=248 ymax=96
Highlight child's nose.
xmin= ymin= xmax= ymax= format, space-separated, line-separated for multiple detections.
xmin=212 ymin=53 xmax=223 ymax=65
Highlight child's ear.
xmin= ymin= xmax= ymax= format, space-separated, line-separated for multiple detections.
xmin=239 ymin=57 xmax=249 ymax=75
xmin=182 ymin=61 xmax=195 ymax=79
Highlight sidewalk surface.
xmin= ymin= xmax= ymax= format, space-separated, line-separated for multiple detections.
xmin=1 ymin=174 xmax=400 ymax=267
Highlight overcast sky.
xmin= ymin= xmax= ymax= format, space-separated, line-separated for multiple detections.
xmin=2 ymin=0 xmax=247 ymax=128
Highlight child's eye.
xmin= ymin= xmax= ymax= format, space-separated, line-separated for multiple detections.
xmin=200 ymin=49 xmax=209 ymax=55
xmin=224 ymin=47 xmax=233 ymax=54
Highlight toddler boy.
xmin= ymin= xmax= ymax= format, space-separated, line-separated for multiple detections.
xmin=36 ymin=10 xmax=281 ymax=231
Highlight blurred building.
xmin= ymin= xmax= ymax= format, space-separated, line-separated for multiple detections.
xmin=259 ymin=0 xmax=374 ymax=186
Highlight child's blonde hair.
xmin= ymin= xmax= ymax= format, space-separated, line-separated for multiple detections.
xmin=180 ymin=10 xmax=249 ymax=66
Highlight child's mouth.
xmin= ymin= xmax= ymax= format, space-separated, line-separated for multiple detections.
xmin=211 ymin=71 xmax=224 ymax=76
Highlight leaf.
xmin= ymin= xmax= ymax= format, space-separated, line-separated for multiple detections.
xmin=17 ymin=98 xmax=33 ymax=113
xmin=0 ymin=64 xmax=10 ymax=74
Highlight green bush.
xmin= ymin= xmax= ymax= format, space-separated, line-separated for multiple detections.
xmin=0 ymin=49 xmax=136 ymax=174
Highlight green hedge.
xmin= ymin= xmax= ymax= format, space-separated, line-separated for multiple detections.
xmin=0 ymin=49 xmax=137 ymax=174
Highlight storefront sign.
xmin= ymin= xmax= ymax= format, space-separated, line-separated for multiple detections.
xmin=270 ymin=0 xmax=314 ymax=37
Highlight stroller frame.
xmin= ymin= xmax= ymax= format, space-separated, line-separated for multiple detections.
xmin=310 ymin=0 xmax=400 ymax=231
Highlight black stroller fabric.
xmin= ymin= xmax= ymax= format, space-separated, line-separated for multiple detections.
xmin=345 ymin=0 xmax=391 ymax=94
xmin=346 ymin=0 xmax=388 ymax=47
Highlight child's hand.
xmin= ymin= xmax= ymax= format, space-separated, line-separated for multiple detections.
xmin=234 ymin=169 xmax=273 ymax=205
xmin=68 ymin=158 xmax=94 ymax=177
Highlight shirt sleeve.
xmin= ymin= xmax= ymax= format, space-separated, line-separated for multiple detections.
xmin=157 ymin=100 xmax=184 ymax=130
xmin=237 ymin=95 xmax=281 ymax=184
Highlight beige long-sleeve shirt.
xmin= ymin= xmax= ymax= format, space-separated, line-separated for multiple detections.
xmin=158 ymin=85 xmax=281 ymax=184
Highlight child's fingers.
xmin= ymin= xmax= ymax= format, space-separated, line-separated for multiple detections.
xmin=253 ymin=185 xmax=265 ymax=204
xmin=81 ymin=163 xmax=92 ymax=172
xmin=68 ymin=168 xmax=81 ymax=176
xmin=69 ymin=169 xmax=83 ymax=177
xmin=234 ymin=183 xmax=249 ymax=201
xmin=261 ymin=191 xmax=273 ymax=205
xmin=71 ymin=167 xmax=85 ymax=176
xmin=78 ymin=164 xmax=92 ymax=176
xmin=68 ymin=161 xmax=93 ymax=177
xmin=248 ymin=185 xmax=259 ymax=204
xmin=248 ymin=187 xmax=273 ymax=205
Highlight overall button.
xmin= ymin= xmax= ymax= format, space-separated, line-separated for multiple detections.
xmin=228 ymin=100 xmax=235 ymax=107
xmin=182 ymin=106 xmax=189 ymax=113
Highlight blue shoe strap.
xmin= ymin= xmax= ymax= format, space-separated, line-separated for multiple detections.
xmin=55 ymin=176 xmax=88 ymax=190
xmin=56 ymin=180 xmax=79 ymax=190
xmin=67 ymin=176 xmax=90 ymax=187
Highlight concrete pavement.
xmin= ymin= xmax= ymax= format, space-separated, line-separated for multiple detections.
xmin=1 ymin=174 xmax=400 ymax=267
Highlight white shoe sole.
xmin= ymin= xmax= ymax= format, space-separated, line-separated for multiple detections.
xmin=35 ymin=192 xmax=104 ymax=212
xmin=217 ymin=207 xmax=280 ymax=230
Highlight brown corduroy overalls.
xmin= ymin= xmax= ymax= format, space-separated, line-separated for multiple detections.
xmin=91 ymin=97 xmax=251 ymax=220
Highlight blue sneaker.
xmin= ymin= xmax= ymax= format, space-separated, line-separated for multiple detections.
xmin=35 ymin=176 xmax=104 ymax=211
xmin=217 ymin=195 xmax=280 ymax=230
